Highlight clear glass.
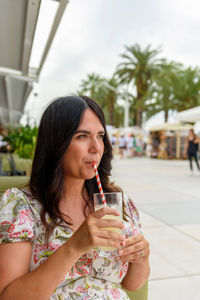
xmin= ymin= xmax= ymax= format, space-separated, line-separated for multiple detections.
xmin=93 ymin=192 xmax=123 ymax=257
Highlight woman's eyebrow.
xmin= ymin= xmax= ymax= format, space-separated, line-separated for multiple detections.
xmin=75 ymin=129 xmax=105 ymax=134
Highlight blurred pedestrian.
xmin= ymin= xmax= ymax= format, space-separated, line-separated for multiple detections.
xmin=119 ymin=134 xmax=126 ymax=158
xmin=110 ymin=134 xmax=117 ymax=156
xmin=110 ymin=134 xmax=117 ymax=148
xmin=146 ymin=135 xmax=153 ymax=158
xmin=135 ymin=136 xmax=143 ymax=156
xmin=184 ymin=129 xmax=200 ymax=174
xmin=126 ymin=134 xmax=134 ymax=158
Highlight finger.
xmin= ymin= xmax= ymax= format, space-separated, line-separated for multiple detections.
xmin=124 ymin=233 xmax=143 ymax=246
xmin=116 ymin=250 xmax=145 ymax=263
xmin=117 ymin=247 xmax=150 ymax=263
xmin=97 ymin=237 xmax=123 ymax=249
xmin=118 ymin=240 xmax=144 ymax=256
xmin=97 ymin=218 xmax=124 ymax=230
xmin=117 ymin=248 xmax=145 ymax=261
xmin=94 ymin=207 xmax=120 ymax=218
xmin=118 ymin=255 xmax=146 ymax=263
xmin=128 ymin=249 xmax=150 ymax=263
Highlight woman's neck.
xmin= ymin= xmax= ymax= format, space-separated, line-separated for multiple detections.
xmin=61 ymin=178 xmax=85 ymax=204
xmin=59 ymin=178 xmax=91 ymax=228
xmin=189 ymin=134 xmax=194 ymax=140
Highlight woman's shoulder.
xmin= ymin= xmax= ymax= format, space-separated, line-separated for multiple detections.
xmin=0 ymin=188 xmax=42 ymax=244
xmin=0 ymin=187 xmax=42 ymax=219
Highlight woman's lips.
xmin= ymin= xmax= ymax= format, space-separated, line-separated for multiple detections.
xmin=85 ymin=161 xmax=97 ymax=167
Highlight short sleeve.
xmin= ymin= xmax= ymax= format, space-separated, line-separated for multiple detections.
xmin=123 ymin=194 xmax=142 ymax=237
xmin=0 ymin=188 xmax=35 ymax=244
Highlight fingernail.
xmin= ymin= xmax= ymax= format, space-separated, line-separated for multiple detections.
xmin=118 ymin=250 xmax=123 ymax=255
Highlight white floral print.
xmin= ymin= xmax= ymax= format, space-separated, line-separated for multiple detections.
xmin=0 ymin=188 xmax=141 ymax=299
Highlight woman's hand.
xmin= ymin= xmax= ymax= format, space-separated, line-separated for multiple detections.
xmin=70 ymin=206 xmax=125 ymax=255
xmin=115 ymin=233 xmax=150 ymax=264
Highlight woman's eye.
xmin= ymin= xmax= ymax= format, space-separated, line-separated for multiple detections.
xmin=98 ymin=134 xmax=104 ymax=139
xmin=77 ymin=134 xmax=87 ymax=139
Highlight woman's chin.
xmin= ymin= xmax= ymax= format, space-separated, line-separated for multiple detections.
xmin=83 ymin=170 xmax=95 ymax=180
xmin=84 ymin=174 xmax=95 ymax=180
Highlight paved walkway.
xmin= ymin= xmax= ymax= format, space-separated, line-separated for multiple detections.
xmin=111 ymin=157 xmax=200 ymax=300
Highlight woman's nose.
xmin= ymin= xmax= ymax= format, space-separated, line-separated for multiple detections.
xmin=89 ymin=137 xmax=101 ymax=152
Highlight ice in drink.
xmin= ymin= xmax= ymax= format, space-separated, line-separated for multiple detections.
xmin=94 ymin=192 xmax=123 ymax=256
xmin=100 ymin=214 xmax=122 ymax=251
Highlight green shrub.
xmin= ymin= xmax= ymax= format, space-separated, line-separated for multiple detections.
xmin=2 ymin=125 xmax=38 ymax=159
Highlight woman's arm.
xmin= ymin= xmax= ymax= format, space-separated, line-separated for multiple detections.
xmin=194 ymin=135 xmax=200 ymax=144
xmin=117 ymin=234 xmax=150 ymax=291
xmin=121 ymin=259 xmax=150 ymax=291
xmin=0 ymin=238 xmax=82 ymax=300
xmin=0 ymin=207 xmax=124 ymax=300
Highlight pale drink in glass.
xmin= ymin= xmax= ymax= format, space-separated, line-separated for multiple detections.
xmin=94 ymin=192 xmax=123 ymax=257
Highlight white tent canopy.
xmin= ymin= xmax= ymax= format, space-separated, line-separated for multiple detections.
xmin=149 ymin=122 xmax=193 ymax=132
xmin=175 ymin=106 xmax=200 ymax=123
xmin=0 ymin=0 xmax=69 ymax=126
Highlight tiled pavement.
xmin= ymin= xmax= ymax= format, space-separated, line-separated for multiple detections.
xmin=111 ymin=157 xmax=200 ymax=300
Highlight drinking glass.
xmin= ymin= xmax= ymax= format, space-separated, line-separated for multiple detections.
xmin=93 ymin=192 xmax=123 ymax=258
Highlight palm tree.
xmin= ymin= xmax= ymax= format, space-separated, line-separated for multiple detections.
xmin=79 ymin=73 xmax=106 ymax=104
xmin=79 ymin=73 xmax=121 ymax=126
xmin=100 ymin=77 xmax=119 ymax=126
xmin=172 ymin=67 xmax=200 ymax=111
xmin=115 ymin=44 xmax=161 ymax=127
xmin=146 ymin=60 xmax=182 ymax=122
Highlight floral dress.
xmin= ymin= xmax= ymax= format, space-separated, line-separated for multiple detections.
xmin=0 ymin=188 xmax=142 ymax=299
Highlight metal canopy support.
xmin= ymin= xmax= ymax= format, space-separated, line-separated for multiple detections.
xmin=0 ymin=0 xmax=69 ymax=126
xmin=2 ymin=76 xmax=33 ymax=125
xmin=4 ymin=77 xmax=12 ymax=124
xmin=37 ymin=0 xmax=69 ymax=76
xmin=22 ymin=0 xmax=41 ymax=75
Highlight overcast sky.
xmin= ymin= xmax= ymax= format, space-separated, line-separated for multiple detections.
xmin=25 ymin=0 xmax=200 ymax=128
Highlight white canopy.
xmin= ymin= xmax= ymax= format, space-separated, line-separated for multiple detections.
xmin=149 ymin=122 xmax=193 ymax=132
xmin=0 ymin=0 xmax=69 ymax=126
xmin=108 ymin=126 xmax=145 ymax=136
xmin=175 ymin=106 xmax=200 ymax=123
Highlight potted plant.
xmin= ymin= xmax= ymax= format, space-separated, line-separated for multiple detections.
xmin=2 ymin=125 xmax=38 ymax=175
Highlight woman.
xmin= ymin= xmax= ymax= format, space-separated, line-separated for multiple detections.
xmin=185 ymin=129 xmax=200 ymax=173
xmin=118 ymin=135 xmax=127 ymax=158
xmin=0 ymin=95 xmax=150 ymax=299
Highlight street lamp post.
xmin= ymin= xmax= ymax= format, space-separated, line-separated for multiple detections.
xmin=124 ymin=96 xmax=130 ymax=128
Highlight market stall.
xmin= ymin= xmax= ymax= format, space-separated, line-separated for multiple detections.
xmin=148 ymin=123 xmax=194 ymax=159
xmin=107 ymin=126 xmax=146 ymax=157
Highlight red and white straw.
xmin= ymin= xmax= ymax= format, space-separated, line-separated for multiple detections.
xmin=92 ymin=162 xmax=106 ymax=205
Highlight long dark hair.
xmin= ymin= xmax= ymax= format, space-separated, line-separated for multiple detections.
xmin=29 ymin=95 xmax=121 ymax=240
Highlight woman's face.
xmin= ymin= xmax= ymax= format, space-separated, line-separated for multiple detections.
xmin=63 ymin=108 xmax=105 ymax=180
xmin=189 ymin=129 xmax=194 ymax=135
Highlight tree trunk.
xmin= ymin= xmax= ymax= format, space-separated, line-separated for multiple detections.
xmin=108 ymin=96 xmax=115 ymax=126
xmin=164 ymin=110 xmax=168 ymax=122
xmin=135 ymin=79 xmax=145 ymax=127
xmin=136 ymin=107 xmax=143 ymax=127
xmin=108 ymin=108 xmax=114 ymax=126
